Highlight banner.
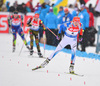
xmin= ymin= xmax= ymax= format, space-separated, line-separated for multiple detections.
xmin=0 ymin=12 xmax=9 ymax=33
xmin=54 ymin=0 xmax=68 ymax=12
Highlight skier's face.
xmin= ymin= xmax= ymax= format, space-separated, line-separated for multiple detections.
xmin=73 ymin=21 xmax=79 ymax=27
xmin=64 ymin=11 xmax=69 ymax=15
xmin=34 ymin=17 xmax=38 ymax=21
xmin=14 ymin=14 xmax=18 ymax=18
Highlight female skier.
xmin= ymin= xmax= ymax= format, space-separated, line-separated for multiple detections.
xmin=8 ymin=11 xmax=30 ymax=52
xmin=35 ymin=16 xmax=83 ymax=73
xmin=27 ymin=13 xmax=45 ymax=57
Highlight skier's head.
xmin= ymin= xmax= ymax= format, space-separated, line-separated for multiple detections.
xmin=49 ymin=7 xmax=53 ymax=12
xmin=59 ymin=6 xmax=63 ymax=11
xmin=73 ymin=16 xmax=80 ymax=27
xmin=80 ymin=4 xmax=85 ymax=11
xmin=64 ymin=8 xmax=69 ymax=15
xmin=34 ymin=13 xmax=39 ymax=21
xmin=14 ymin=11 xmax=18 ymax=18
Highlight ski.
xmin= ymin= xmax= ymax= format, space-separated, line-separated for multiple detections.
xmin=64 ymin=72 xmax=84 ymax=77
xmin=32 ymin=65 xmax=42 ymax=71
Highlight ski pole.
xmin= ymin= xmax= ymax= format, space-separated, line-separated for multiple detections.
xmin=41 ymin=23 xmax=58 ymax=37
xmin=19 ymin=30 xmax=29 ymax=56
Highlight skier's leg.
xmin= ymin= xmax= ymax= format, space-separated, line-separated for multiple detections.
xmin=29 ymin=29 xmax=34 ymax=55
xmin=34 ymin=31 xmax=43 ymax=57
xmin=18 ymin=28 xmax=30 ymax=50
xmin=41 ymin=36 xmax=69 ymax=68
xmin=69 ymin=42 xmax=77 ymax=73
xmin=12 ymin=31 xmax=17 ymax=52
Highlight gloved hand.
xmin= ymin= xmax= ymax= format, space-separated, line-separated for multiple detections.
xmin=56 ymin=34 xmax=61 ymax=40
xmin=79 ymin=35 xmax=83 ymax=42
xmin=22 ymin=22 xmax=24 ymax=27
xmin=8 ymin=24 xmax=11 ymax=28
xmin=43 ymin=27 xmax=46 ymax=31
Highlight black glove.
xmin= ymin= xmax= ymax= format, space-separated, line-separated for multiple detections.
xmin=79 ymin=35 xmax=83 ymax=42
xmin=8 ymin=24 xmax=11 ymax=28
xmin=22 ymin=22 xmax=24 ymax=27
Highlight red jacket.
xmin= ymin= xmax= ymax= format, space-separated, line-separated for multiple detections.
xmin=87 ymin=11 xmax=94 ymax=27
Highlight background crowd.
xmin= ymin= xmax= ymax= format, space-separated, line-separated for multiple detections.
xmin=0 ymin=0 xmax=100 ymax=52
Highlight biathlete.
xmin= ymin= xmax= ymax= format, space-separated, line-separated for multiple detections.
xmin=27 ymin=13 xmax=45 ymax=57
xmin=37 ymin=16 xmax=83 ymax=73
xmin=8 ymin=11 xmax=30 ymax=52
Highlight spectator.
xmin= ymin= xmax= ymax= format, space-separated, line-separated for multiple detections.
xmin=68 ymin=4 xmax=74 ymax=14
xmin=86 ymin=7 xmax=97 ymax=46
xmin=44 ymin=7 xmax=58 ymax=46
xmin=89 ymin=4 xmax=94 ymax=13
xmin=57 ymin=6 xmax=65 ymax=30
xmin=38 ymin=3 xmax=42 ymax=11
xmin=53 ymin=7 xmax=58 ymax=16
xmin=26 ymin=0 xmax=34 ymax=12
xmin=35 ymin=2 xmax=39 ymax=7
xmin=6 ymin=1 xmax=10 ymax=12
xmin=72 ymin=8 xmax=79 ymax=17
xmin=9 ymin=6 xmax=15 ymax=12
xmin=9 ymin=1 xmax=18 ymax=12
xmin=26 ymin=3 xmax=31 ymax=12
xmin=62 ymin=8 xmax=73 ymax=23
xmin=39 ymin=3 xmax=50 ymax=22
xmin=21 ymin=3 xmax=27 ymax=14
xmin=1 ymin=4 xmax=7 ymax=12
xmin=78 ymin=4 xmax=89 ymax=51
xmin=13 ymin=1 xmax=18 ymax=10
xmin=0 ymin=0 xmax=3 ymax=11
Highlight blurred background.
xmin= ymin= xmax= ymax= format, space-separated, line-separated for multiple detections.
xmin=0 ymin=0 xmax=100 ymax=54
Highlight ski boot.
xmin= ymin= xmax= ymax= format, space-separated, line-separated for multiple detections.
xmin=69 ymin=63 xmax=74 ymax=74
xmin=26 ymin=44 xmax=30 ymax=50
xmin=41 ymin=58 xmax=50 ymax=68
xmin=12 ymin=46 xmax=15 ymax=52
xmin=38 ymin=52 xmax=43 ymax=58
xmin=30 ymin=49 xmax=33 ymax=56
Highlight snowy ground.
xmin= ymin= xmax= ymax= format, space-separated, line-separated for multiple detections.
xmin=0 ymin=34 xmax=100 ymax=86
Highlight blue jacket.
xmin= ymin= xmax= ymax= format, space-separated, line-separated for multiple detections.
xmin=78 ymin=9 xmax=89 ymax=30
xmin=40 ymin=5 xmax=50 ymax=22
xmin=6 ymin=1 xmax=10 ymax=12
xmin=57 ymin=10 xmax=65 ymax=24
xmin=72 ymin=10 xmax=78 ymax=17
xmin=44 ymin=12 xmax=57 ymax=29
xmin=26 ymin=7 xmax=31 ymax=12
xmin=61 ymin=12 xmax=73 ymax=23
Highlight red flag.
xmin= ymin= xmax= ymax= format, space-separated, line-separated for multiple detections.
xmin=84 ymin=0 xmax=89 ymax=3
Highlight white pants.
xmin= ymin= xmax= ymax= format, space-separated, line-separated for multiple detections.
xmin=48 ymin=35 xmax=77 ymax=64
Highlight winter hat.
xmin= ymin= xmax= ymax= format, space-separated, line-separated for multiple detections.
xmin=80 ymin=4 xmax=85 ymax=8
xmin=64 ymin=8 xmax=69 ymax=12
xmin=60 ymin=6 xmax=63 ymax=10
xmin=49 ymin=7 xmax=53 ymax=12
xmin=38 ymin=3 xmax=41 ymax=7
xmin=35 ymin=7 xmax=38 ymax=11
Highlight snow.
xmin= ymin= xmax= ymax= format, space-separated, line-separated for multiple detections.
xmin=0 ymin=34 xmax=100 ymax=86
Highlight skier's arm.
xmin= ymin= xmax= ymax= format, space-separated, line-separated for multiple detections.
xmin=27 ymin=18 xmax=32 ymax=26
xmin=39 ymin=20 xmax=46 ymax=30
xmin=79 ymin=23 xmax=83 ymax=41
xmin=8 ymin=16 xmax=11 ymax=28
